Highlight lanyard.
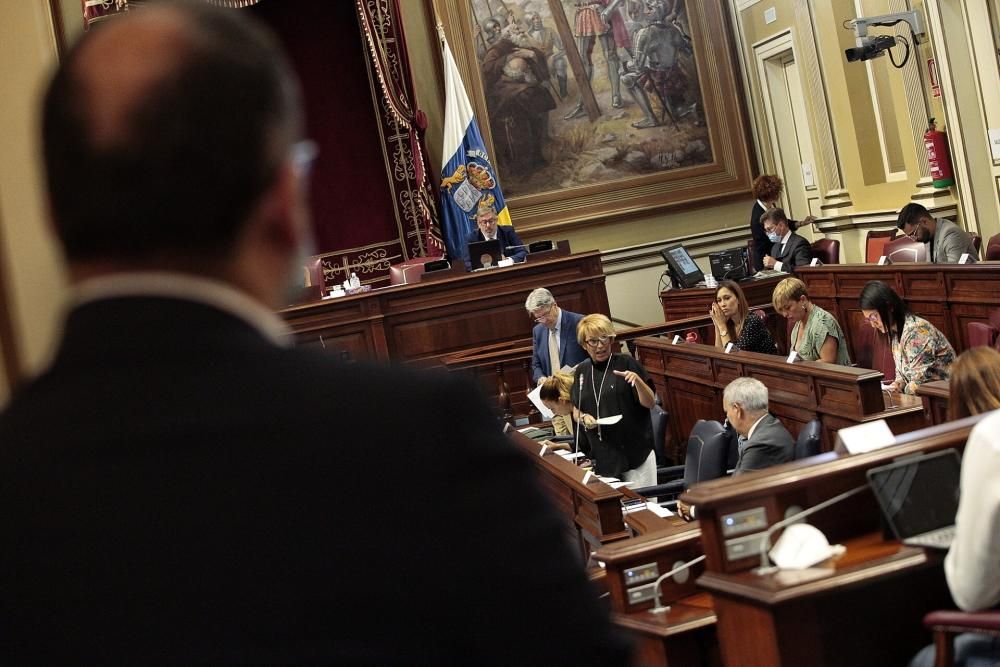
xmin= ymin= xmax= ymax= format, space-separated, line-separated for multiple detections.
xmin=590 ymin=359 xmax=612 ymax=440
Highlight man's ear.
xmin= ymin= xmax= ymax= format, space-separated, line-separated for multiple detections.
xmin=252 ymin=160 xmax=301 ymax=253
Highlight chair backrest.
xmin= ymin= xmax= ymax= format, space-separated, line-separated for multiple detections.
xmin=986 ymin=232 xmax=1000 ymax=261
xmin=865 ymin=228 xmax=898 ymax=263
xmin=683 ymin=420 xmax=731 ymax=487
xmin=746 ymin=238 xmax=760 ymax=274
xmin=884 ymin=236 xmax=927 ymax=263
xmin=810 ymin=238 xmax=840 ymax=264
xmin=794 ymin=419 xmax=822 ymax=460
xmin=970 ymin=232 xmax=982 ymax=258
xmin=966 ymin=308 xmax=1000 ymax=351
xmin=650 ymin=403 xmax=669 ymax=465
xmin=388 ymin=255 xmax=443 ymax=285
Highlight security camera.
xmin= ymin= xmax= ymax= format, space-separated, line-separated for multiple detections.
xmin=845 ymin=34 xmax=898 ymax=62
xmin=844 ymin=11 xmax=924 ymax=66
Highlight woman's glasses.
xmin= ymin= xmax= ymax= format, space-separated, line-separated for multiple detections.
xmin=584 ymin=335 xmax=611 ymax=348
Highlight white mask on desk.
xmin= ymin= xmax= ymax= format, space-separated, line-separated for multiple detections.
xmin=768 ymin=523 xmax=845 ymax=570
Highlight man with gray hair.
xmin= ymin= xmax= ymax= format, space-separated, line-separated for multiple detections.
xmin=724 ymin=377 xmax=794 ymax=474
xmin=526 ymin=287 xmax=587 ymax=385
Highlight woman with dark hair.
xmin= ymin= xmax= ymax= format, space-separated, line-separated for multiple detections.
xmin=710 ymin=280 xmax=779 ymax=354
xmin=859 ymin=280 xmax=955 ymax=394
xmin=749 ymin=174 xmax=815 ymax=271
xmin=948 ymin=347 xmax=1000 ymax=420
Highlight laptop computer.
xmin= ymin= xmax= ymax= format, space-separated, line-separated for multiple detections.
xmin=468 ymin=239 xmax=501 ymax=271
xmin=866 ymin=448 xmax=961 ymax=550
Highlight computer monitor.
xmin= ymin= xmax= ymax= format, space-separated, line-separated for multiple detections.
xmin=661 ymin=244 xmax=703 ymax=289
xmin=468 ymin=239 xmax=501 ymax=271
xmin=709 ymin=247 xmax=750 ymax=281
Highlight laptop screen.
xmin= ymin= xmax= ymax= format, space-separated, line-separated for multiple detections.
xmin=468 ymin=239 xmax=501 ymax=270
xmin=866 ymin=449 xmax=961 ymax=540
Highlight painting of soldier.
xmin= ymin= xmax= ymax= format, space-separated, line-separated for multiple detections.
xmin=466 ymin=0 xmax=710 ymax=197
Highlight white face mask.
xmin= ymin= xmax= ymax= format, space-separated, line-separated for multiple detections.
xmin=768 ymin=523 xmax=845 ymax=570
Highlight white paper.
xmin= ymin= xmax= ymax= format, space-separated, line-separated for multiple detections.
xmin=810 ymin=257 xmax=820 ymax=267
xmin=498 ymin=257 xmax=514 ymax=267
xmin=526 ymin=385 xmax=555 ymax=420
xmin=558 ymin=451 xmax=585 ymax=460
xmin=786 ymin=350 xmax=798 ymax=364
xmin=769 ymin=523 xmax=844 ymax=570
xmin=959 ymin=253 xmax=971 ymax=264
xmin=597 ymin=475 xmax=621 ymax=483
xmin=836 ymin=420 xmax=895 ymax=454
xmin=595 ymin=414 xmax=623 ymax=425
xmin=880 ymin=382 xmax=895 ymax=392
xmin=610 ymin=481 xmax=633 ymax=489
xmin=877 ymin=255 xmax=889 ymax=266
xmin=672 ymin=334 xmax=681 ymax=345
xmin=582 ymin=470 xmax=594 ymax=484
xmin=644 ymin=502 xmax=674 ymax=518
xmin=725 ymin=342 xmax=735 ymax=353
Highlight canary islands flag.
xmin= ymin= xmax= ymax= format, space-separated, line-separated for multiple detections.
xmin=439 ymin=31 xmax=510 ymax=263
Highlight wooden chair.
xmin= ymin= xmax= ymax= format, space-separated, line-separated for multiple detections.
xmin=810 ymin=238 xmax=840 ymax=264
xmin=865 ymin=228 xmax=898 ymax=263
xmin=388 ymin=255 xmax=445 ymax=285
xmin=986 ymin=232 xmax=1000 ymax=261
xmin=970 ymin=232 xmax=982 ymax=259
xmin=923 ymin=609 xmax=1000 ymax=667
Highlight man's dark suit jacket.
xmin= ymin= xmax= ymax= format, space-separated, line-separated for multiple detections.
xmin=770 ymin=231 xmax=812 ymax=273
xmin=0 ymin=296 xmax=628 ymax=665
xmin=750 ymin=202 xmax=802 ymax=272
xmin=734 ymin=413 xmax=794 ymax=474
xmin=530 ymin=308 xmax=588 ymax=383
xmin=466 ymin=224 xmax=527 ymax=264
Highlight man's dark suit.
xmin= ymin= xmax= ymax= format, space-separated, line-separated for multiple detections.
xmin=0 ymin=296 xmax=628 ymax=665
xmin=770 ymin=231 xmax=812 ymax=273
xmin=466 ymin=224 xmax=527 ymax=264
xmin=734 ymin=413 xmax=794 ymax=474
xmin=530 ymin=308 xmax=588 ymax=383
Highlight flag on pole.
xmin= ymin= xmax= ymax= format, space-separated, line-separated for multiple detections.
xmin=438 ymin=27 xmax=510 ymax=264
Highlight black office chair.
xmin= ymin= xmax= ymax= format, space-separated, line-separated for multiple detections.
xmin=794 ymin=419 xmax=822 ymax=460
xmin=635 ymin=419 xmax=732 ymax=503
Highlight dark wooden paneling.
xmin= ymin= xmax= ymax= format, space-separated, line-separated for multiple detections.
xmin=281 ymin=250 xmax=609 ymax=367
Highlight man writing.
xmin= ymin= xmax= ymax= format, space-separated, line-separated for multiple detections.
xmin=761 ymin=207 xmax=812 ymax=273
xmin=0 ymin=4 xmax=629 ymax=664
xmin=896 ymin=202 xmax=978 ymax=263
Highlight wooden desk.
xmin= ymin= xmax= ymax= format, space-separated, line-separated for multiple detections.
xmin=659 ymin=274 xmax=784 ymax=321
xmin=796 ymin=262 xmax=1000 ymax=368
xmin=917 ymin=380 xmax=950 ymax=425
xmin=682 ymin=415 xmax=986 ymax=667
xmin=281 ymin=250 xmax=609 ymax=366
xmin=632 ymin=337 xmax=927 ymax=451
xmin=597 ymin=523 xmax=719 ymax=667
xmin=509 ymin=430 xmax=629 ymax=560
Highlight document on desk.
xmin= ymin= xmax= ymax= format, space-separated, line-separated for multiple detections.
xmin=595 ymin=415 xmax=623 ymax=425
xmin=526 ymin=385 xmax=554 ymax=420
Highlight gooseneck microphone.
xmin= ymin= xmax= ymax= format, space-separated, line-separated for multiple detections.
xmin=650 ymin=555 xmax=707 ymax=614
xmin=574 ymin=373 xmax=584 ymax=457
xmin=755 ymin=483 xmax=869 ymax=574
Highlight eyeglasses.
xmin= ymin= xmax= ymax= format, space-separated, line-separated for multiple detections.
xmin=530 ymin=305 xmax=553 ymax=321
xmin=584 ymin=335 xmax=612 ymax=347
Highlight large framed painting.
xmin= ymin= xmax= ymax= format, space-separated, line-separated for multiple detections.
xmin=433 ymin=0 xmax=754 ymax=233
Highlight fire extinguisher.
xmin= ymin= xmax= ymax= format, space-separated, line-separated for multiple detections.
xmin=924 ymin=118 xmax=955 ymax=188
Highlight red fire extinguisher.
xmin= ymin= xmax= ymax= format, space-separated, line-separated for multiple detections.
xmin=924 ymin=118 xmax=955 ymax=188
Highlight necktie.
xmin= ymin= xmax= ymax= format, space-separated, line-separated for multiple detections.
xmin=738 ymin=435 xmax=748 ymax=455
xmin=548 ymin=328 xmax=560 ymax=375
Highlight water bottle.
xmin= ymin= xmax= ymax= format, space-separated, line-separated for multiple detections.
xmin=349 ymin=272 xmax=360 ymax=289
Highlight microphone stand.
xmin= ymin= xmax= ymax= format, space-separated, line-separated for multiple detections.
xmin=755 ymin=484 xmax=869 ymax=574
xmin=650 ymin=555 xmax=707 ymax=614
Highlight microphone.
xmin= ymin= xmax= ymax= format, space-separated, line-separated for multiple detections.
xmin=574 ymin=373 xmax=584 ymax=457
xmin=649 ymin=555 xmax=707 ymax=613
xmin=755 ymin=483 xmax=869 ymax=574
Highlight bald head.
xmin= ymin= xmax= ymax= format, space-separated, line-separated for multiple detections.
xmin=43 ymin=1 xmax=303 ymax=266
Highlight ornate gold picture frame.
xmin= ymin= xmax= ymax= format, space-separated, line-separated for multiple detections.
xmin=434 ymin=0 xmax=754 ymax=234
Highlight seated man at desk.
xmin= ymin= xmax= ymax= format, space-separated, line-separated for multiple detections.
xmin=896 ymin=202 xmax=977 ymax=263
xmin=465 ymin=199 xmax=526 ymax=267
xmin=760 ymin=207 xmax=811 ymax=274
xmin=677 ymin=378 xmax=793 ymax=521
xmin=526 ymin=287 xmax=588 ymax=386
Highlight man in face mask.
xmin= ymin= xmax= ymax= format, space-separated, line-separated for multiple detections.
xmin=896 ymin=202 xmax=978 ymax=263
xmin=761 ymin=207 xmax=812 ymax=273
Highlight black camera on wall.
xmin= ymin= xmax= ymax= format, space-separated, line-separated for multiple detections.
xmin=845 ymin=34 xmax=897 ymax=62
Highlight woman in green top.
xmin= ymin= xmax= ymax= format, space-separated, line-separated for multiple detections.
xmin=772 ymin=277 xmax=851 ymax=365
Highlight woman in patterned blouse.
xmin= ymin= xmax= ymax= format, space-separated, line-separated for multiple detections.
xmin=859 ymin=280 xmax=956 ymax=394
xmin=710 ymin=280 xmax=779 ymax=354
